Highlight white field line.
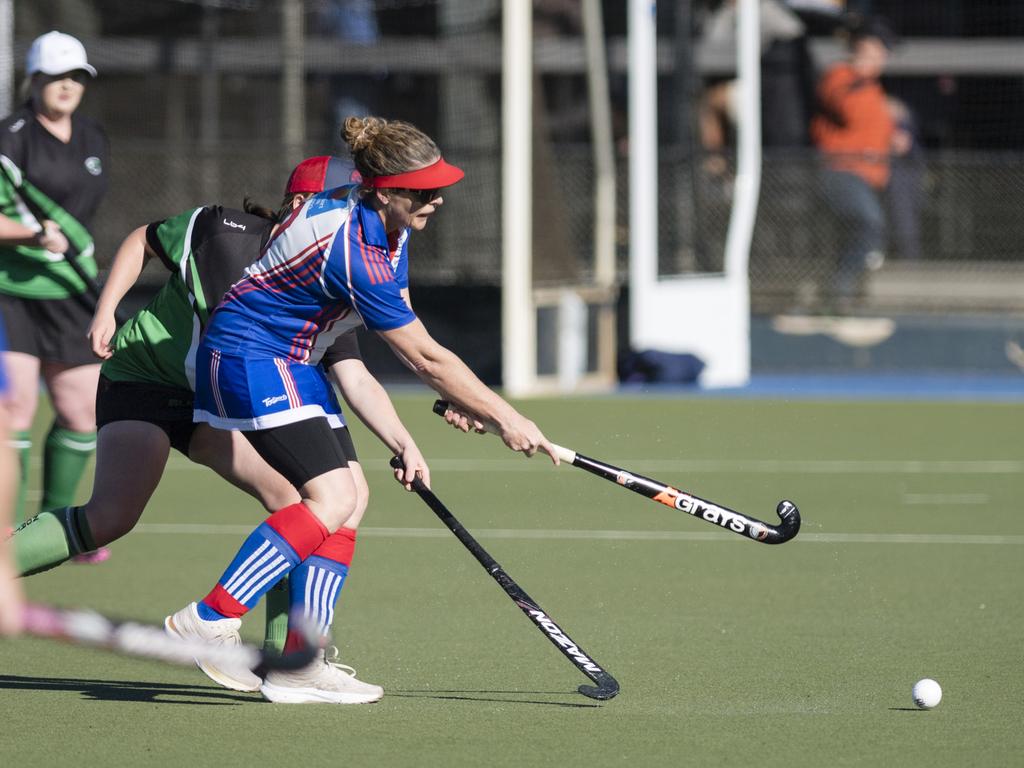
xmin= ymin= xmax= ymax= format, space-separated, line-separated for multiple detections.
xmin=902 ymin=493 xmax=990 ymax=505
xmin=133 ymin=523 xmax=1024 ymax=545
xmin=162 ymin=456 xmax=1024 ymax=474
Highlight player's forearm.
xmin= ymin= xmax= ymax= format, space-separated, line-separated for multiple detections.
xmin=95 ymin=226 xmax=148 ymax=319
xmin=330 ymin=362 xmax=416 ymax=455
xmin=0 ymin=213 xmax=46 ymax=247
xmin=413 ymin=347 xmax=517 ymax=432
xmin=380 ymin=321 xmax=519 ymax=432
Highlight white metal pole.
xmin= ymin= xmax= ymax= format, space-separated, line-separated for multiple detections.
xmin=0 ymin=0 xmax=12 ymax=116
xmin=723 ymin=0 xmax=761 ymax=278
xmin=582 ymin=0 xmax=615 ymax=288
xmin=502 ymin=0 xmax=533 ymax=397
xmin=628 ymin=0 xmax=658 ymax=348
xmin=281 ymin=0 xmax=306 ymax=168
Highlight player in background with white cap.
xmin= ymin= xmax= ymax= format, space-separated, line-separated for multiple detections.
xmin=0 ymin=31 xmax=109 ymax=563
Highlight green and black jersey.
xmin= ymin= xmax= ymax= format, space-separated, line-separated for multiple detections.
xmin=102 ymin=206 xmax=273 ymax=389
xmin=102 ymin=205 xmax=361 ymax=391
xmin=0 ymin=107 xmax=108 ymax=299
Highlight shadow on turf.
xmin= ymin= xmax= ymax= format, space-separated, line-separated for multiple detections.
xmin=390 ymin=689 xmax=601 ymax=709
xmin=0 ymin=675 xmax=254 ymax=705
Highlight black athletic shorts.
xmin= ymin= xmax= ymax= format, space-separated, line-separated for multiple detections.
xmin=244 ymin=418 xmax=358 ymax=490
xmin=0 ymin=291 xmax=99 ymax=366
xmin=95 ymin=375 xmax=197 ymax=455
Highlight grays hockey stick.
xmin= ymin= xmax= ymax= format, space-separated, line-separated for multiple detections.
xmin=21 ymin=602 xmax=319 ymax=676
xmin=432 ymin=400 xmax=801 ymax=545
xmin=390 ymin=456 xmax=619 ymax=701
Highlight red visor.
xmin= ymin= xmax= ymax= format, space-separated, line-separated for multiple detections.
xmin=366 ymin=157 xmax=464 ymax=190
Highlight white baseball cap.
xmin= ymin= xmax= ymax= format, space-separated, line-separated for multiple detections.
xmin=26 ymin=31 xmax=96 ymax=78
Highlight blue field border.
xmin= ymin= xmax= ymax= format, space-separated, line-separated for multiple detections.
xmin=617 ymin=372 xmax=1024 ymax=402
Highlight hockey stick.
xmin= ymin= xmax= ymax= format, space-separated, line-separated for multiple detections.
xmin=390 ymin=456 xmax=619 ymax=701
xmin=21 ymin=602 xmax=319 ymax=676
xmin=432 ymin=400 xmax=801 ymax=545
xmin=0 ymin=156 xmax=128 ymax=325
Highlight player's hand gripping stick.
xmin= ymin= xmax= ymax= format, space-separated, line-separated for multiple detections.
xmin=432 ymin=400 xmax=801 ymax=545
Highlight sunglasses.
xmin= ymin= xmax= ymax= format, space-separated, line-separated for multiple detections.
xmin=401 ymin=188 xmax=441 ymax=205
xmin=43 ymin=70 xmax=90 ymax=85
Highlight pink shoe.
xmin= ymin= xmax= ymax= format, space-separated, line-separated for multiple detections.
xmin=72 ymin=547 xmax=111 ymax=564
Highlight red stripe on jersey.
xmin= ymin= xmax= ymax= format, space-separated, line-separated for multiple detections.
xmin=354 ymin=218 xmax=392 ymax=285
xmin=264 ymin=204 xmax=304 ymax=252
xmin=231 ymin=233 xmax=334 ymax=300
xmin=263 ymin=502 xmax=330 ymax=561
xmin=306 ymin=306 xmax=351 ymax=357
xmin=202 ymin=584 xmax=248 ymax=619
xmin=273 ymin=358 xmax=303 ymax=407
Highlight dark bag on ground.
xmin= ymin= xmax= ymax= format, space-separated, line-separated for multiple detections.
xmin=618 ymin=349 xmax=706 ymax=385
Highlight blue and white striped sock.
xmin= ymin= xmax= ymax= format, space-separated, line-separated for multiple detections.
xmin=288 ymin=555 xmax=349 ymax=639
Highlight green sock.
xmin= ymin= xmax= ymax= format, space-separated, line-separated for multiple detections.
xmin=10 ymin=430 xmax=31 ymax=525
xmin=40 ymin=425 xmax=96 ymax=513
xmin=264 ymin=576 xmax=290 ymax=653
xmin=13 ymin=506 xmax=97 ymax=576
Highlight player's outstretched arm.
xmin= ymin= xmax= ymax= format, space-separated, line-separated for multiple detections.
xmin=378 ymin=320 xmax=558 ymax=464
xmin=328 ymin=357 xmax=430 ymax=490
xmin=88 ymin=226 xmax=152 ymax=359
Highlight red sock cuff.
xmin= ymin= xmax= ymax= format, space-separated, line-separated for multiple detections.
xmin=203 ymin=585 xmax=248 ymax=619
xmin=265 ymin=502 xmax=330 ymax=561
xmin=283 ymin=628 xmax=310 ymax=654
xmin=311 ymin=526 xmax=357 ymax=566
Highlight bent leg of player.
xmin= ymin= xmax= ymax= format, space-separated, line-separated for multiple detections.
xmin=164 ymin=499 xmax=338 ymax=691
xmin=261 ymin=453 xmax=381 ymax=704
xmin=164 ymin=498 xmax=333 ymax=693
xmin=187 ymin=425 xmax=302 ymax=655
xmin=12 ymin=421 xmax=171 ymax=575
xmin=173 ymin=351 xmax=360 ymax=689
xmin=42 ymin=362 xmax=105 ymax=562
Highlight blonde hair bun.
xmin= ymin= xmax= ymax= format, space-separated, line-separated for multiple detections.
xmin=343 ymin=116 xmax=387 ymax=153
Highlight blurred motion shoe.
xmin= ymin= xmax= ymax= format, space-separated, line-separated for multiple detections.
xmin=260 ymin=646 xmax=383 ymax=704
xmin=164 ymin=601 xmax=261 ymax=692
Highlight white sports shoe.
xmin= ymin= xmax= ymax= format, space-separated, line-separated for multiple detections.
xmin=260 ymin=646 xmax=384 ymax=704
xmin=164 ymin=602 xmax=262 ymax=692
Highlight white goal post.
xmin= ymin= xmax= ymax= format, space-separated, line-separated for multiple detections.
xmin=501 ymin=0 xmax=618 ymax=398
xmin=628 ymin=0 xmax=760 ymax=388
xmin=502 ymin=0 xmax=760 ymax=394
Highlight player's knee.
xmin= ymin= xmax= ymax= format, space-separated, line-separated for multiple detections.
xmin=305 ymin=493 xmax=357 ymax=533
xmin=345 ymin=477 xmax=370 ymax=529
xmin=84 ymin=502 xmax=142 ymax=545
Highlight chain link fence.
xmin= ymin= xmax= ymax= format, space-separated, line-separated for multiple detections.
xmin=12 ymin=1 xmax=1024 ymax=319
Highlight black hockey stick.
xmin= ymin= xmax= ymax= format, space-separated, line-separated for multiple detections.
xmin=0 ymin=156 xmax=128 ymax=325
xmin=22 ymin=602 xmax=319 ymax=677
xmin=390 ymin=456 xmax=619 ymax=701
xmin=432 ymin=400 xmax=801 ymax=545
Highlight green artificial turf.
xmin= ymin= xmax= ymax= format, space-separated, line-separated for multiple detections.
xmin=3 ymin=394 xmax=1022 ymax=767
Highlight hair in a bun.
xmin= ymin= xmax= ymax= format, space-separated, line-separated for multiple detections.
xmin=340 ymin=115 xmax=441 ymax=183
xmin=343 ymin=116 xmax=386 ymax=153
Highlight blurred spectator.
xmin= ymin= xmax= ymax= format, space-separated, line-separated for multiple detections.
xmin=699 ymin=0 xmax=814 ymax=176
xmin=810 ymin=17 xmax=897 ymax=309
xmin=886 ymin=95 xmax=925 ymax=261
